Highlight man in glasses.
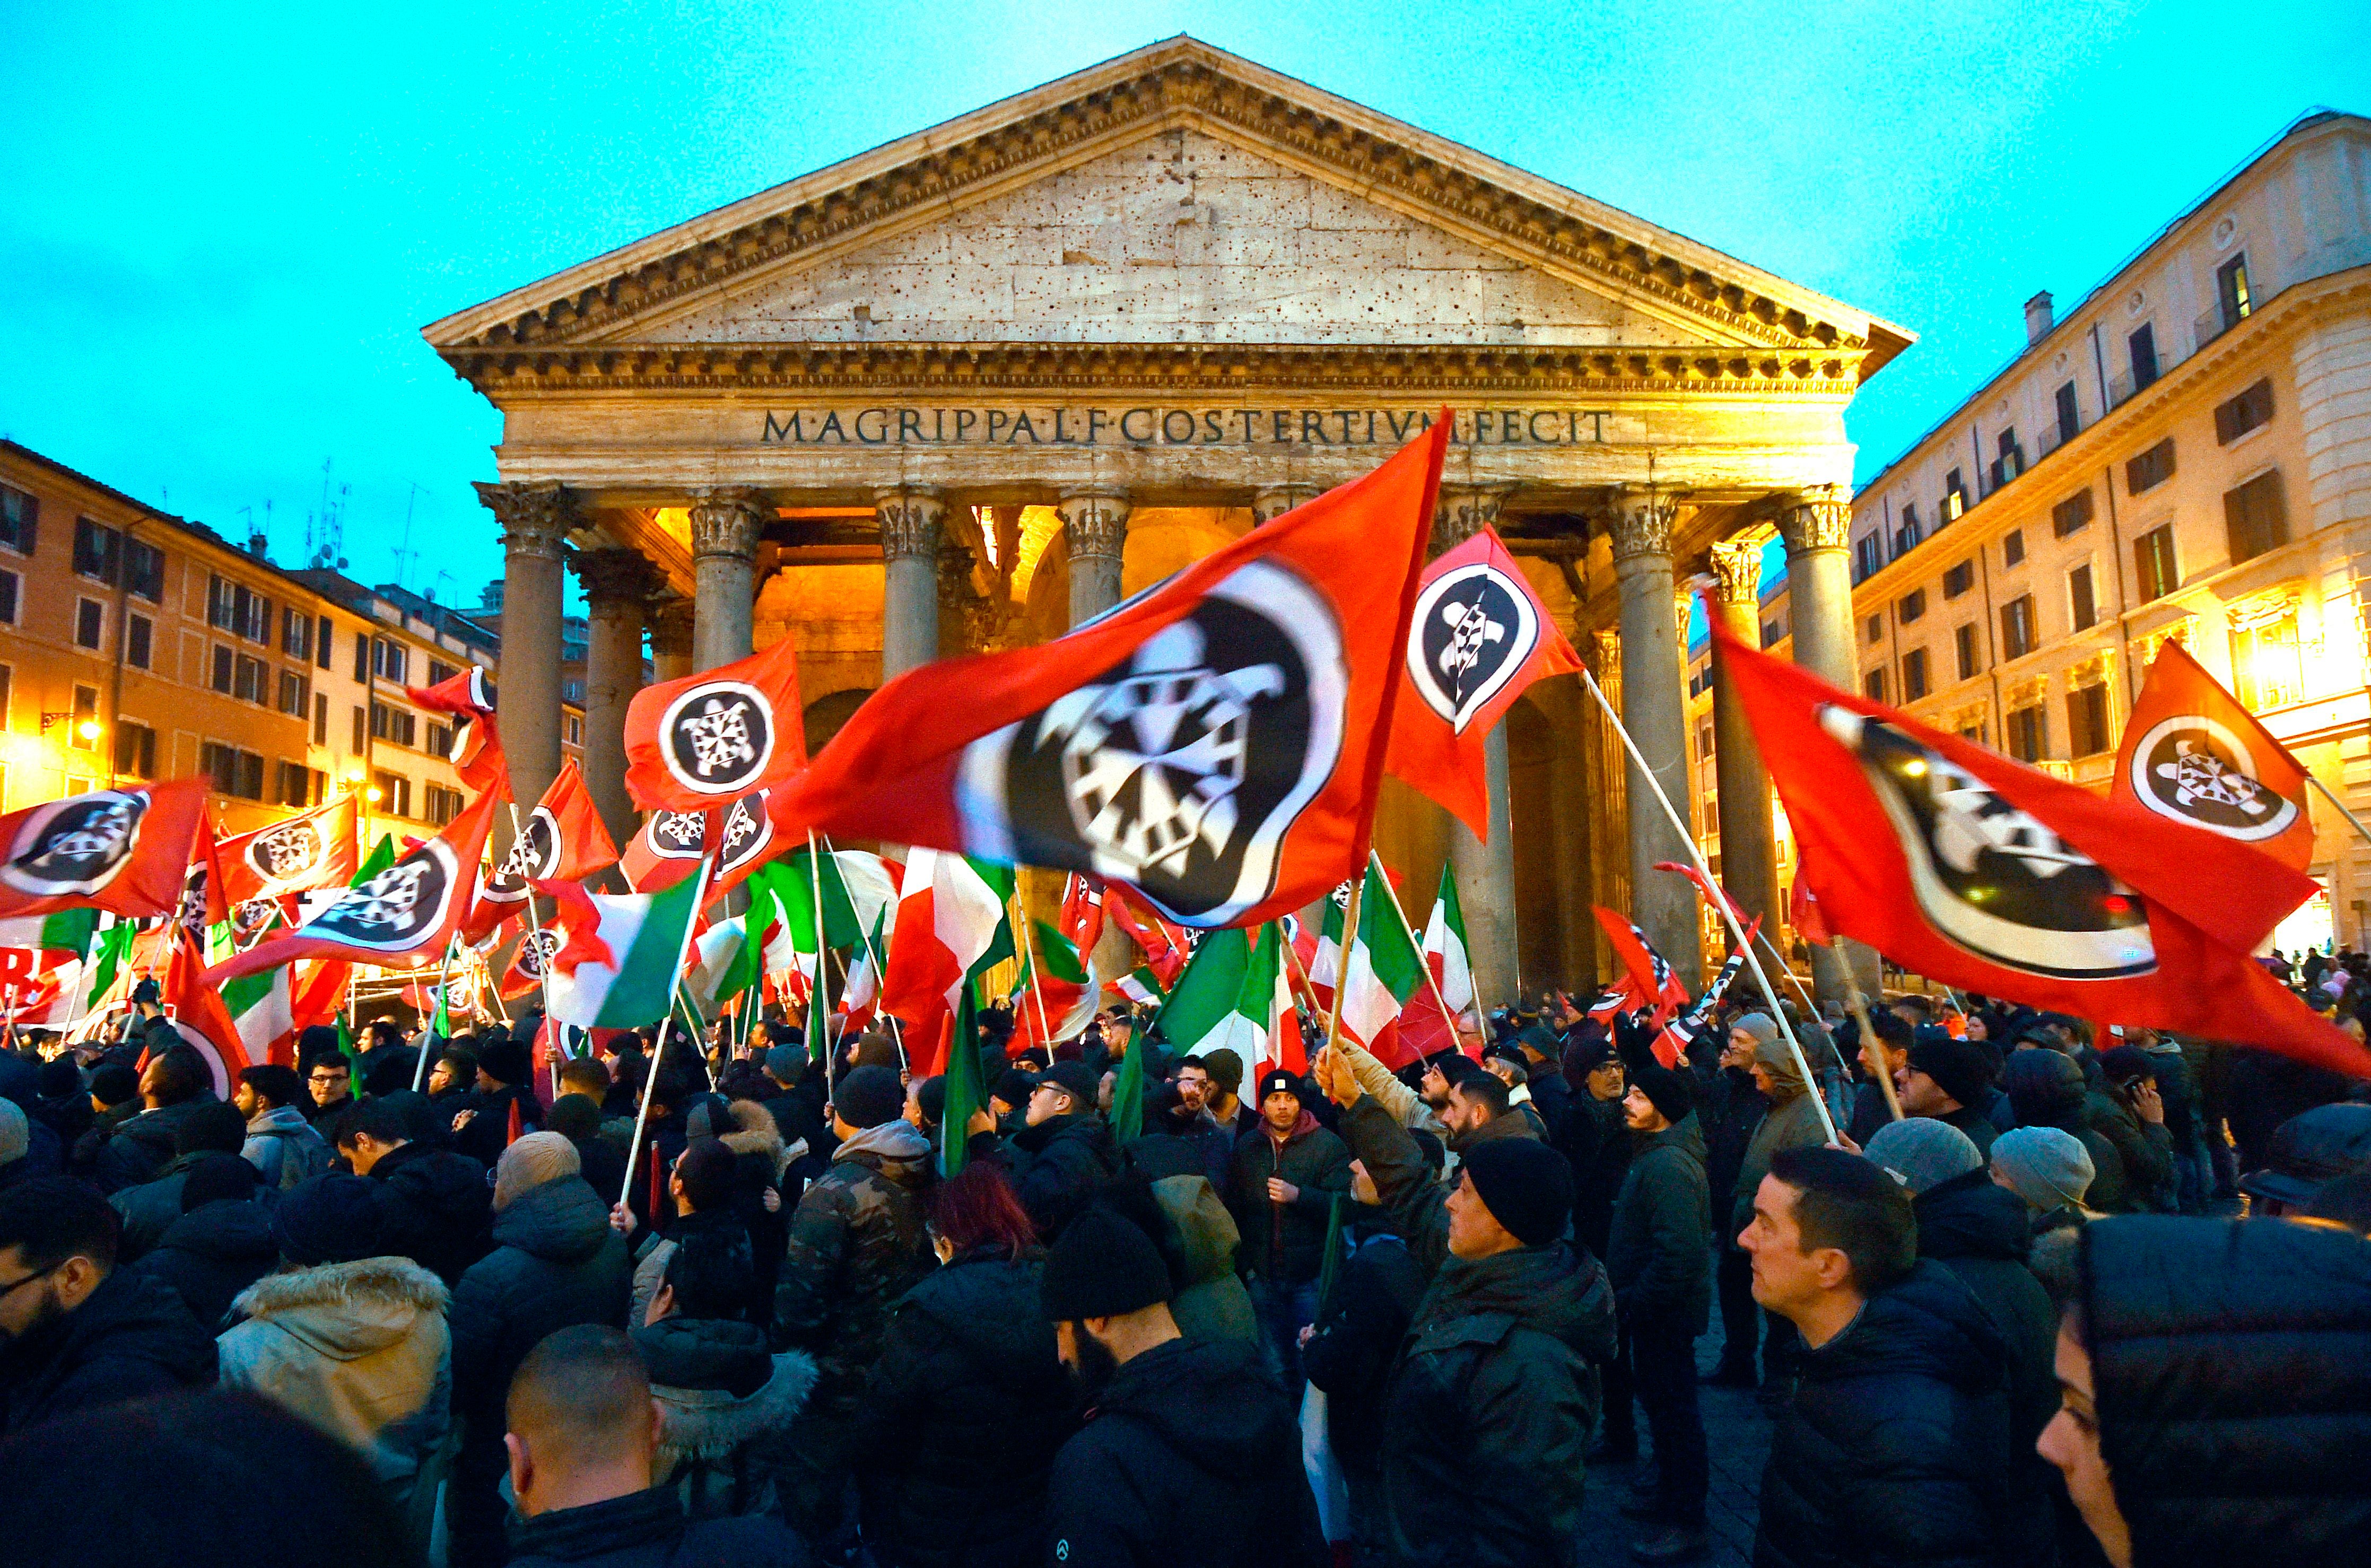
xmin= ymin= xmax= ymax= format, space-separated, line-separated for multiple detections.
xmin=0 ymin=1177 xmax=215 ymax=1434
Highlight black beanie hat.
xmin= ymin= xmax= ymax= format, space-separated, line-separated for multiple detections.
xmin=1459 ymin=1138 xmax=1574 ymax=1248
xmin=89 ymin=1064 xmax=140 ymax=1107
xmin=475 ymin=1037 xmax=531 ymax=1087
xmin=834 ymin=1064 xmax=906 ymax=1129
xmin=272 ymin=1174 xmax=387 ymax=1266
xmin=1041 ymin=1205 xmax=1173 ymax=1321
xmin=180 ymin=1152 xmax=261 ymax=1212
xmin=1908 ymin=1036 xmax=1995 ymax=1111
xmin=1256 ymin=1068 xmax=1303 ymax=1105
xmin=1627 ymin=1056 xmax=1694 ymax=1126
xmin=1039 ymin=1060 xmax=1100 ymax=1110
xmin=991 ymin=1067 xmax=1039 ymax=1108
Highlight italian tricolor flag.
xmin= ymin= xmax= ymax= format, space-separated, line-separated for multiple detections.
xmin=1398 ymin=865 xmax=1480 ymax=1058
xmin=0 ymin=909 xmax=99 ymax=959
xmin=545 ymin=873 xmax=704 ymax=1030
xmin=882 ymin=848 xmax=1009 ymax=1075
xmin=1328 ymin=861 xmax=1424 ymax=1063
xmin=1010 ymin=921 xmax=1097 ymax=1057
xmin=1158 ymin=921 xmax=1298 ymax=1081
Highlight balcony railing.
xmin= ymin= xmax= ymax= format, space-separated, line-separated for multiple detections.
xmin=2194 ymin=298 xmax=2251 ymax=351
xmin=2037 ymin=415 xmax=2081 ymax=459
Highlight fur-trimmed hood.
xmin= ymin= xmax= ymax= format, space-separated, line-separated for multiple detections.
xmin=720 ymin=1099 xmax=806 ymax=1178
xmin=229 ymin=1256 xmax=449 ymax=1361
xmin=638 ymin=1317 xmax=818 ymax=1465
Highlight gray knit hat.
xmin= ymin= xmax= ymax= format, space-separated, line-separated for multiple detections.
xmin=1731 ymin=1012 xmax=1781 ymax=1050
xmin=1991 ymin=1126 xmax=2095 ymax=1213
xmin=493 ymin=1130 xmax=581 ymax=1211
xmin=1865 ymin=1117 xmax=1983 ymax=1196
xmin=0 ymin=1099 xmax=26 ymax=1166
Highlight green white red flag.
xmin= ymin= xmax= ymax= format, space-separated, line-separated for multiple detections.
xmin=538 ymin=870 xmax=705 ymax=1030
xmin=883 ymin=848 xmax=1008 ymax=1074
xmin=1397 ymin=866 xmax=1479 ymax=1058
xmin=1157 ymin=920 xmax=1297 ymax=1082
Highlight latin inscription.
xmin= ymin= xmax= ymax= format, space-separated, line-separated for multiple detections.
xmin=757 ymin=406 xmax=1619 ymax=448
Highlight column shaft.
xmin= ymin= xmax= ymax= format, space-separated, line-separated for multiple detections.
xmin=572 ymin=550 xmax=656 ymax=852
xmin=474 ymin=481 xmax=571 ymax=821
xmin=1782 ymin=487 xmax=1880 ymax=1001
xmin=1611 ymin=490 xmax=1704 ymax=991
xmin=689 ymin=487 xmax=765 ymax=672
xmin=648 ymin=600 xmax=694 ymax=684
xmin=1708 ymin=537 xmax=1780 ymax=951
xmin=876 ymin=487 xmax=946 ymax=681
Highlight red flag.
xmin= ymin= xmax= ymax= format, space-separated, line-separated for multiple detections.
xmin=775 ymin=417 xmax=1450 ymax=928
xmin=1103 ymin=885 xmax=1191 ymax=987
xmin=624 ymin=638 xmax=809 ymax=813
xmin=480 ymin=760 xmax=621 ymax=913
xmin=163 ymin=928 xmax=251 ymax=1099
xmin=1059 ymin=874 xmax=1105 ymax=958
xmin=217 ymin=794 xmax=361 ymax=906
xmin=291 ymin=960 xmax=352 ymax=1036
xmin=0 ymin=780 xmax=209 ymax=924
xmin=408 ymin=666 xmax=507 ymax=796
xmin=622 ymin=792 xmax=775 ymax=895
xmin=1591 ymin=906 xmax=1692 ymax=1029
xmin=1790 ymin=878 xmax=1835 ymax=947
xmin=1710 ymin=614 xmax=2369 ymax=1078
xmin=1387 ymin=526 xmax=1583 ymax=839
xmin=205 ymin=787 xmax=502 ymax=986
xmin=2110 ymin=638 xmax=2316 ymax=873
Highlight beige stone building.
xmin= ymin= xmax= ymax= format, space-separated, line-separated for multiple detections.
xmin=1736 ymin=110 xmax=2371 ymax=956
xmin=425 ymin=37 xmax=1917 ymax=1000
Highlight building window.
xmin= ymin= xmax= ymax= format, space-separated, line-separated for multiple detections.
xmin=1955 ymin=623 xmax=1982 ymax=681
xmin=2054 ymin=381 xmax=2080 ymax=446
xmin=281 ymin=606 xmax=313 ymax=660
xmin=562 ymin=679 xmax=585 ymax=705
xmin=372 ymin=638 xmax=408 ymax=684
xmin=2231 ymin=603 xmax=2305 ymax=712
xmin=2067 ymin=682 xmax=2112 ymax=757
xmin=1902 ymin=648 xmax=1930 ymax=701
xmin=2002 ymin=529 xmax=2026 ymax=568
xmin=1864 ymin=613 xmax=1883 ymax=647
xmin=372 ymin=770 xmax=413 ymax=819
xmin=1898 ymin=589 xmax=1927 ymax=624
xmin=1943 ymin=472 xmax=1968 ymax=521
xmin=2126 ymin=438 xmax=2176 ymax=495
xmin=1993 ymin=428 xmax=2025 ymax=489
xmin=370 ymin=702 xmax=417 ymax=748
xmin=2216 ymin=254 xmax=2252 ymax=331
xmin=1943 ymin=560 xmax=1973 ymax=599
xmin=426 ymin=721 xmax=453 ymax=759
xmin=203 ymin=743 xmax=266 ymax=800
xmin=211 ymin=644 xmax=233 ymax=694
xmin=350 ymin=705 xmax=366 ymax=754
xmin=1855 ymin=534 xmax=1883 ymax=581
xmin=565 ymin=715 xmax=582 ymax=746
xmin=74 ymin=599 xmax=103 ymax=651
xmin=72 ymin=518 xmax=122 ymax=583
xmin=0 ymin=485 xmax=36 ymax=555
xmin=71 ymin=685 xmax=98 ymax=750
xmin=114 ymin=721 xmax=155 ymax=780
xmin=2215 ymin=379 xmax=2275 ymax=446
xmin=276 ymin=670 xmax=309 ymax=716
xmin=427 ymin=658 xmax=459 ymax=687
xmin=2006 ymin=703 xmax=2047 ymax=763
xmin=424 ymin=783 xmax=463 ymax=827
xmin=2134 ymin=525 xmax=2178 ymax=601
xmin=275 ymin=761 xmax=313 ymax=808
xmin=126 ymin=614 xmax=151 ymax=669
xmin=2129 ymin=323 xmax=2159 ymax=390
xmin=2069 ymin=563 xmax=2097 ymax=632
xmin=206 ymin=574 xmax=230 ymax=630
xmin=1863 ymin=668 xmax=1887 ymax=703
xmin=233 ymin=655 xmax=269 ymax=706
xmin=2001 ymin=594 xmax=2037 ymax=660
xmin=124 ymin=538 xmax=163 ymax=603
xmin=353 ymin=633 xmax=369 ymax=682
xmin=0 ymin=570 xmax=16 ymax=626
xmin=313 ymin=692 xmax=328 ymax=746
xmin=2224 ymin=471 xmax=2288 ymax=566
xmin=2052 ymin=489 xmax=2095 ymax=537
xmin=1760 ymin=619 xmax=1783 ymax=649
xmin=316 ymin=617 xmax=333 ymax=670
xmin=1896 ymin=503 xmax=1923 ymax=556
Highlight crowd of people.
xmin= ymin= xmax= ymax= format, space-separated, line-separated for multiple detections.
xmin=1 ymin=954 xmax=2368 ymax=1568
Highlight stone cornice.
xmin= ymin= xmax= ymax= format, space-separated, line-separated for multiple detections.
xmin=441 ymin=339 xmax=1867 ymax=398
xmin=424 ymin=41 xmax=1904 ymax=372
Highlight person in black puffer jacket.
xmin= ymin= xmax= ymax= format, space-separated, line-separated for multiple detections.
xmin=855 ymin=1163 xmax=1078 ymax=1568
xmin=446 ymin=1133 xmax=633 ymax=1568
xmin=636 ymin=1238 xmax=817 ymax=1524
xmin=332 ymin=1098 xmax=493 ymax=1288
xmin=2041 ymin=1215 xmax=2371 ymax=1568
xmin=994 ymin=1062 xmax=1121 ymax=1244
xmin=1745 ymin=1146 xmax=2021 ymax=1568
xmin=124 ymin=1153 xmax=277 ymax=1333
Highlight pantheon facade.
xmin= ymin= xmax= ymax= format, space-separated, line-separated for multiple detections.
xmin=426 ymin=37 xmax=1911 ymax=1004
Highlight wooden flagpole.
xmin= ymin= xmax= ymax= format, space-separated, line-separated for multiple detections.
xmin=622 ymin=851 xmax=714 ymax=1208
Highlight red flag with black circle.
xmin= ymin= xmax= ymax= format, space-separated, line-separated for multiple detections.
xmin=2110 ymin=637 xmax=2316 ymax=873
xmin=0 ymin=779 xmax=210 ymax=924
xmin=623 ymin=639 xmax=809 ymax=814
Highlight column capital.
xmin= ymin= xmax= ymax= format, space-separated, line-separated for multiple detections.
xmin=570 ymin=547 xmax=660 ymax=609
xmin=1430 ymin=485 xmax=1508 ymax=557
xmin=647 ymin=597 xmax=694 ymax=658
xmin=1590 ymin=626 xmax=1622 ymax=683
xmin=1058 ymin=486 xmax=1132 ymax=564
xmin=688 ymin=486 xmax=769 ymax=563
xmin=1608 ymin=487 xmax=1677 ymax=563
xmin=1249 ymin=484 xmax=1320 ymax=526
xmin=474 ymin=480 xmax=579 ymax=561
xmin=1707 ymin=535 xmax=1765 ymax=607
xmin=874 ymin=485 xmax=947 ymax=563
xmin=1778 ymin=485 xmax=1852 ymax=555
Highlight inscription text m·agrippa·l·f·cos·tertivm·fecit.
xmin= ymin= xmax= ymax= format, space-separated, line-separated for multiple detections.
xmin=757 ymin=406 xmax=1620 ymax=448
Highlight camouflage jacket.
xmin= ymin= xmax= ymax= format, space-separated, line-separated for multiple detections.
xmin=770 ymin=1119 xmax=934 ymax=1410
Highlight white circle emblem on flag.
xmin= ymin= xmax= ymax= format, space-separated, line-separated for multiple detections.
xmin=2126 ymin=714 xmax=2300 ymax=842
xmin=484 ymin=805 xmax=562 ymax=903
xmin=659 ymin=680 xmax=774 ymax=797
xmin=516 ymin=927 xmax=563 ymax=980
xmin=1407 ymin=563 xmax=1539 ymax=734
xmin=246 ymin=818 xmax=325 ymax=884
xmin=2 ymin=791 xmax=150 ymax=897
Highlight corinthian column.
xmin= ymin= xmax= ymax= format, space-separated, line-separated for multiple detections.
xmin=688 ymin=487 xmax=768 ymax=672
xmin=1249 ymin=485 xmax=1319 ymax=526
xmin=1058 ymin=487 xmax=1131 ymax=628
xmin=1781 ymin=485 xmax=1878 ymax=1002
xmin=571 ymin=549 xmax=657 ymax=850
xmin=648 ymin=599 xmax=694 ymax=683
xmin=876 ymin=486 xmax=946 ymax=681
xmin=1432 ymin=485 xmax=1520 ymax=1007
xmin=474 ymin=480 xmax=574 ymax=817
xmin=1610 ymin=487 xmax=1703 ymax=991
xmin=1707 ymin=535 xmax=1779 ymax=955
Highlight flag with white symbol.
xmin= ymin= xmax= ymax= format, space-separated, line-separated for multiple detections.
xmin=624 ymin=638 xmax=809 ymax=813
xmin=408 ymin=666 xmax=506 ymax=796
xmin=2111 ymin=638 xmax=2315 ymax=872
xmin=0 ymin=780 xmax=210 ymax=924
xmin=217 ymin=795 xmax=360 ymax=905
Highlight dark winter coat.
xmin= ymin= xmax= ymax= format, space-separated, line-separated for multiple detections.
xmin=2080 ymin=1214 xmax=2371 ymax=1568
xmin=368 ymin=1138 xmax=493 ymax=1287
xmin=1754 ymin=1259 xmax=2021 ymax=1568
xmin=95 ymin=1097 xmax=219 ymax=1193
xmin=125 ymin=1197 xmax=280 ymax=1331
xmin=1605 ymin=1111 xmax=1712 ymax=1333
xmin=1043 ymin=1335 xmax=1324 ymax=1568
xmin=448 ymin=1174 xmax=633 ymax=1437
xmin=1300 ymin=1229 xmax=1424 ymax=1475
xmin=770 ymin=1119 xmax=934 ymax=1419
xmin=2084 ymin=1092 xmax=2173 ymax=1213
xmin=1699 ymin=1066 xmax=1769 ymax=1238
xmin=1224 ymin=1113 xmax=1352 ymax=1284
xmin=1567 ymin=1090 xmax=1634 ymax=1260
xmin=1524 ymin=1064 xmax=1574 ymax=1146
xmin=109 ymin=1150 xmax=219 ymax=1262
xmin=1002 ymin=1112 xmax=1121 ymax=1243
xmin=451 ymin=1082 xmax=544 ymax=1170
xmin=0 ymin=1267 xmax=217 ymax=1433
xmin=852 ymin=1248 xmax=1077 ymax=1568
xmin=637 ymin=1316 xmax=817 ymax=1523
xmin=505 ymin=1484 xmax=811 ymax=1567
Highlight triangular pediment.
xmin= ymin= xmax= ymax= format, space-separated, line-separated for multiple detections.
xmin=426 ymin=37 xmax=1910 ymax=378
